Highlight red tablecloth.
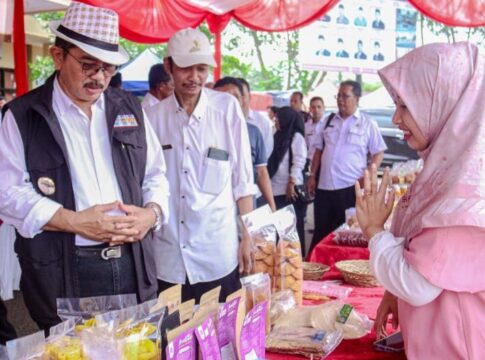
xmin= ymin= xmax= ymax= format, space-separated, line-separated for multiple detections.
xmin=266 ymin=285 xmax=406 ymax=360
xmin=307 ymin=233 xmax=370 ymax=279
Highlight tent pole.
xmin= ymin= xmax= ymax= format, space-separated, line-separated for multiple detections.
xmin=214 ymin=28 xmax=222 ymax=81
xmin=13 ymin=0 xmax=29 ymax=96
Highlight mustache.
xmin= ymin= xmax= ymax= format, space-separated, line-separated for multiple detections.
xmin=84 ymin=81 xmax=104 ymax=89
xmin=184 ymin=81 xmax=202 ymax=87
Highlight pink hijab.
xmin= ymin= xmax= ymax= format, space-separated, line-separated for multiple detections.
xmin=378 ymin=42 xmax=485 ymax=241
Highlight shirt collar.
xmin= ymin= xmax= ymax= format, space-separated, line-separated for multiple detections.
xmin=53 ymin=76 xmax=105 ymax=117
xmin=336 ymin=108 xmax=362 ymax=122
xmin=171 ymin=88 xmax=208 ymax=123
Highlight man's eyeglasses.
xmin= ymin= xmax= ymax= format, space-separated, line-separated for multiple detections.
xmin=335 ymin=93 xmax=354 ymax=100
xmin=64 ymin=50 xmax=118 ymax=77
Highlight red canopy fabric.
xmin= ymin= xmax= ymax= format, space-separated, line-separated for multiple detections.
xmin=409 ymin=0 xmax=485 ymax=27
xmin=80 ymin=0 xmax=340 ymax=43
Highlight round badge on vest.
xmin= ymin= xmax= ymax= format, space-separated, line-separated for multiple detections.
xmin=38 ymin=177 xmax=56 ymax=195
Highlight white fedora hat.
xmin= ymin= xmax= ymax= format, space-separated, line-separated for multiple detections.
xmin=167 ymin=28 xmax=216 ymax=68
xmin=49 ymin=1 xmax=129 ymax=65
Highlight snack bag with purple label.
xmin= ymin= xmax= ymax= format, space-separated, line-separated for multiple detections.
xmin=239 ymin=301 xmax=268 ymax=360
xmin=217 ymin=297 xmax=241 ymax=360
xmin=166 ymin=328 xmax=197 ymax=360
xmin=196 ymin=316 xmax=221 ymax=360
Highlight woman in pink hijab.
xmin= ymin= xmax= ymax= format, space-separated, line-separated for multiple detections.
xmin=355 ymin=42 xmax=485 ymax=359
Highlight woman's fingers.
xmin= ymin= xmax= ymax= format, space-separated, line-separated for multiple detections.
xmin=370 ymin=163 xmax=378 ymax=195
xmin=364 ymin=169 xmax=372 ymax=196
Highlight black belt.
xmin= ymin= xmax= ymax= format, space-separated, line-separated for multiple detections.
xmin=75 ymin=245 xmax=131 ymax=260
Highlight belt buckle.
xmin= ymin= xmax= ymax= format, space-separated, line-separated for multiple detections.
xmin=101 ymin=246 xmax=122 ymax=260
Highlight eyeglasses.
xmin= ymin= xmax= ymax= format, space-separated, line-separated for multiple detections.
xmin=64 ymin=50 xmax=118 ymax=77
xmin=335 ymin=93 xmax=355 ymax=100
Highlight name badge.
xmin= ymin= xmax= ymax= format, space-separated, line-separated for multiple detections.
xmin=114 ymin=114 xmax=138 ymax=128
xmin=162 ymin=144 xmax=173 ymax=150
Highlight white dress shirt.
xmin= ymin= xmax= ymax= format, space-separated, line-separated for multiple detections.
xmin=271 ymin=133 xmax=307 ymax=196
xmin=369 ymin=231 xmax=443 ymax=307
xmin=146 ymin=88 xmax=256 ymax=284
xmin=313 ymin=110 xmax=387 ymax=190
xmin=141 ymin=92 xmax=160 ymax=111
xmin=248 ymin=109 xmax=274 ymax=161
xmin=304 ymin=116 xmax=324 ymax=161
xmin=0 ymin=78 xmax=169 ymax=246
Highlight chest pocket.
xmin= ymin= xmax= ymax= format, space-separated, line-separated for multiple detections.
xmin=112 ymin=129 xmax=146 ymax=184
xmin=347 ymin=125 xmax=366 ymax=147
xmin=201 ymin=156 xmax=230 ymax=195
xmin=323 ymin=127 xmax=339 ymax=145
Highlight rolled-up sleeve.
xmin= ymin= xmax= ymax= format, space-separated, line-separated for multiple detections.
xmin=0 ymin=110 xmax=63 ymax=238
xmin=229 ymin=101 xmax=257 ymax=201
xmin=142 ymin=111 xmax=170 ymax=225
xmin=290 ymin=133 xmax=307 ymax=183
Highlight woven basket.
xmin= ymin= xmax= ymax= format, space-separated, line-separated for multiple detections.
xmin=335 ymin=260 xmax=379 ymax=287
xmin=303 ymin=262 xmax=330 ymax=281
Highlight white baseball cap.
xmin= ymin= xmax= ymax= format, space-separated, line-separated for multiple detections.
xmin=167 ymin=28 xmax=216 ymax=68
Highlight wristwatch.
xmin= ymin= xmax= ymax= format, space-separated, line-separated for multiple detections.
xmin=147 ymin=204 xmax=162 ymax=231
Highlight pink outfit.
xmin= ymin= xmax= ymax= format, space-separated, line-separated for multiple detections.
xmin=377 ymin=43 xmax=485 ymax=359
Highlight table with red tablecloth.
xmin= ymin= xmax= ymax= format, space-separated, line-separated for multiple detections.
xmin=307 ymin=233 xmax=370 ymax=279
xmin=266 ymin=232 xmax=405 ymax=360
xmin=266 ymin=283 xmax=405 ymax=360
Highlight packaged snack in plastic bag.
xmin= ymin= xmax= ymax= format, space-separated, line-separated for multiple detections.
xmin=6 ymin=331 xmax=45 ymax=360
xmin=333 ymin=223 xmax=367 ymax=247
xmin=239 ymin=301 xmax=267 ymax=360
xmin=81 ymin=299 xmax=165 ymax=360
xmin=273 ymin=301 xmax=371 ymax=340
xmin=272 ymin=206 xmax=303 ymax=305
xmin=217 ymin=296 xmax=242 ymax=360
xmin=269 ymin=290 xmax=296 ymax=325
xmin=303 ymin=281 xmax=352 ymax=300
xmin=57 ymin=294 xmax=138 ymax=334
xmin=240 ymin=273 xmax=271 ymax=333
xmin=265 ymin=327 xmax=343 ymax=359
xmin=195 ymin=316 xmax=221 ymax=360
xmin=241 ymin=205 xmax=277 ymax=276
xmin=7 ymin=320 xmax=87 ymax=360
xmin=166 ymin=328 xmax=196 ymax=360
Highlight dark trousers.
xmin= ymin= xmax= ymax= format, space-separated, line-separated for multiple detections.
xmin=274 ymin=195 xmax=306 ymax=256
xmin=75 ymin=245 xmax=138 ymax=298
xmin=310 ymin=186 xmax=356 ymax=253
xmin=20 ymin=244 xmax=138 ymax=333
xmin=157 ymin=267 xmax=240 ymax=304
xmin=0 ymin=299 xmax=16 ymax=345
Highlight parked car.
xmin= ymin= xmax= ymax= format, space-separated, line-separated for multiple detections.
xmin=360 ymin=108 xmax=419 ymax=169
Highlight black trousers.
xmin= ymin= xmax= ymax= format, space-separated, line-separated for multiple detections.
xmin=274 ymin=195 xmax=307 ymax=256
xmin=157 ymin=267 xmax=240 ymax=304
xmin=0 ymin=298 xmax=16 ymax=345
xmin=310 ymin=186 xmax=356 ymax=253
xmin=19 ymin=244 xmax=139 ymax=333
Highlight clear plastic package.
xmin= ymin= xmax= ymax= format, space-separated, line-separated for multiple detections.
xmin=241 ymin=205 xmax=277 ymax=276
xmin=266 ymin=327 xmax=343 ymax=359
xmin=303 ymin=281 xmax=353 ymax=300
xmin=272 ymin=205 xmax=303 ymax=305
xmin=57 ymin=294 xmax=138 ymax=334
xmin=80 ymin=299 xmax=165 ymax=360
xmin=269 ymin=290 xmax=296 ymax=325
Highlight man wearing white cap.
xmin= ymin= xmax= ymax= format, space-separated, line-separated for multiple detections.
xmin=0 ymin=1 xmax=169 ymax=331
xmin=146 ymin=28 xmax=256 ymax=303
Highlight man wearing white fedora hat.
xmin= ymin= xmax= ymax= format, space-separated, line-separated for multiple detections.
xmin=146 ymin=28 xmax=256 ymax=303
xmin=0 ymin=1 xmax=169 ymax=331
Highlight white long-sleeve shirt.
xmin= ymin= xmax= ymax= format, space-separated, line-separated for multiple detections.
xmin=0 ymin=78 xmax=170 ymax=245
xmin=146 ymin=89 xmax=256 ymax=284
xmin=369 ymin=231 xmax=443 ymax=306
xmin=270 ymin=133 xmax=307 ymax=196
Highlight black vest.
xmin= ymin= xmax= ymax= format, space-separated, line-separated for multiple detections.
xmin=4 ymin=75 xmax=157 ymax=301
